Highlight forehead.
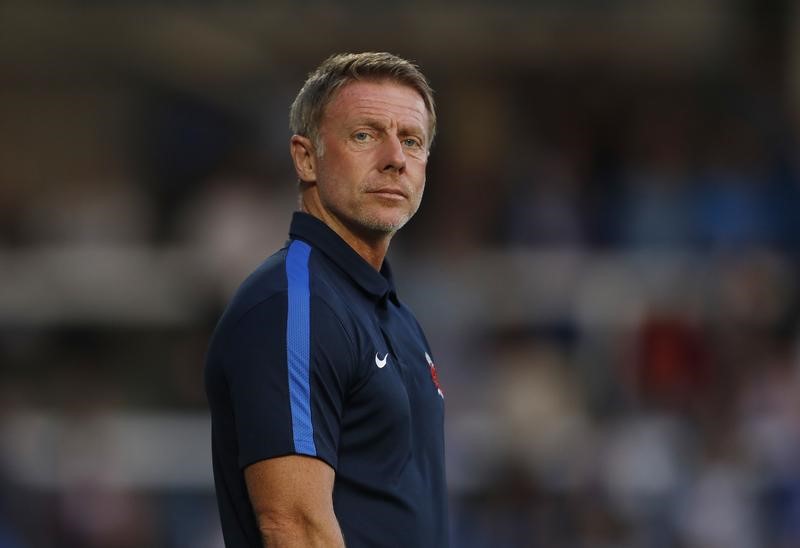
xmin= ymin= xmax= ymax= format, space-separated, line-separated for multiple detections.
xmin=322 ymin=80 xmax=429 ymax=132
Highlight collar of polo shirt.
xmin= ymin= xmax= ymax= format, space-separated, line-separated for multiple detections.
xmin=289 ymin=212 xmax=399 ymax=304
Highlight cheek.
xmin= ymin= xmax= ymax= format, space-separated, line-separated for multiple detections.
xmin=324 ymin=151 xmax=371 ymax=185
xmin=317 ymin=155 xmax=352 ymax=190
xmin=409 ymin=162 xmax=427 ymax=190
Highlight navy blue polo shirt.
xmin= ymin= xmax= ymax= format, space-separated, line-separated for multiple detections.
xmin=205 ymin=212 xmax=448 ymax=547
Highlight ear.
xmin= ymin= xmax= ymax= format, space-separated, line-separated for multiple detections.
xmin=290 ymin=135 xmax=317 ymax=183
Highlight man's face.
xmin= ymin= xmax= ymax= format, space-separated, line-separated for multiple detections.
xmin=309 ymin=79 xmax=430 ymax=239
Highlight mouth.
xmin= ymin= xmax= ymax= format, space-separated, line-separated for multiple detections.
xmin=367 ymin=187 xmax=408 ymax=200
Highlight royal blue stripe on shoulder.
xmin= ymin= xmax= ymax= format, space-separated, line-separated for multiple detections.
xmin=285 ymin=240 xmax=317 ymax=456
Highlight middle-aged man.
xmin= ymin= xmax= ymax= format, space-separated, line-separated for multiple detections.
xmin=205 ymin=52 xmax=448 ymax=547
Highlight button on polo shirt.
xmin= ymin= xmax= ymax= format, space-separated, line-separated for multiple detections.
xmin=205 ymin=212 xmax=449 ymax=548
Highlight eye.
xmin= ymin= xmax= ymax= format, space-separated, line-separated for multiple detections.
xmin=402 ymin=137 xmax=422 ymax=148
xmin=353 ymin=131 xmax=372 ymax=142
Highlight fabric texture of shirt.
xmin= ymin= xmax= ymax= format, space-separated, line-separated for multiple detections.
xmin=205 ymin=211 xmax=448 ymax=547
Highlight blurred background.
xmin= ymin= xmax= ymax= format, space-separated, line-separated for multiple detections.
xmin=2 ymin=0 xmax=800 ymax=546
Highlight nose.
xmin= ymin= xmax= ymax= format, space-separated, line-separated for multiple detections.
xmin=379 ymin=135 xmax=406 ymax=173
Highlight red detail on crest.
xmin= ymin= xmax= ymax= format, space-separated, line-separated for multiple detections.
xmin=428 ymin=361 xmax=444 ymax=395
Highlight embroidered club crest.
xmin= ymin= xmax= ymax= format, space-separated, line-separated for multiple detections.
xmin=425 ymin=352 xmax=444 ymax=399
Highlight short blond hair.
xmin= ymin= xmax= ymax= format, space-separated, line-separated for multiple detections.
xmin=290 ymin=52 xmax=436 ymax=150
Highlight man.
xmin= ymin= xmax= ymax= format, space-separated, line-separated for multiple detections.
xmin=205 ymin=52 xmax=448 ymax=547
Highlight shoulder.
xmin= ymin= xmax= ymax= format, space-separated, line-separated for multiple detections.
xmin=215 ymin=246 xmax=291 ymax=330
xmin=220 ymin=239 xmax=346 ymax=325
xmin=208 ymin=242 xmax=360 ymax=362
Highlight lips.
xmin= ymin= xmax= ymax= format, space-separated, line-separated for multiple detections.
xmin=367 ymin=187 xmax=408 ymax=199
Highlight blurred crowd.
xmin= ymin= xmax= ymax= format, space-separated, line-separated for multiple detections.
xmin=3 ymin=1 xmax=800 ymax=547
xmin=422 ymin=68 xmax=800 ymax=548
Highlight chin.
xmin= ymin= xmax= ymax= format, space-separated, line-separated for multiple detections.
xmin=359 ymin=212 xmax=412 ymax=234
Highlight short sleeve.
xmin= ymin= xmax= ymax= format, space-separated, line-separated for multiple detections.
xmin=224 ymin=293 xmax=355 ymax=471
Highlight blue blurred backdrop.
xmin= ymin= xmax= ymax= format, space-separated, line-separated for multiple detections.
xmin=2 ymin=1 xmax=800 ymax=547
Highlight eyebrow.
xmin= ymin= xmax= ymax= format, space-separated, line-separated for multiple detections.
xmin=398 ymin=123 xmax=425 ymax=137
xmin=351 ymin=117 xmax=389 ymax=131
xmin=353 ymin=117 xmax=426 ymax=136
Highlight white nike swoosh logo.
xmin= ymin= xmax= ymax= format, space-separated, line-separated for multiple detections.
xmin=375 ymin=353 xmax=388 ymax=368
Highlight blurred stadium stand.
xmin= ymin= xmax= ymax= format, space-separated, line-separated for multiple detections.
xmin=3 ymin=0 xmax=800 ymax=546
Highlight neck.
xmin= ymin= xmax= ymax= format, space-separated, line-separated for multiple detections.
xmin=300 ymin=200 xmax=392 ymax=271
xmin=345 ymin=236 xmax=390 ymax=271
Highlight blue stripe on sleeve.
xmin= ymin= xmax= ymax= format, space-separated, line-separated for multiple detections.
xmin=285 ymin=240 xmax=317 ymax=456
